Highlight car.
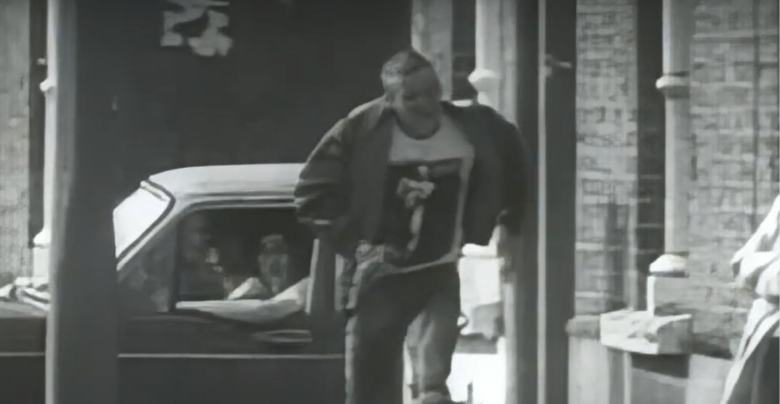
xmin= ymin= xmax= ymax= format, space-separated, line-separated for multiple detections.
xmin=0 ymin=163 xmax=346 ymax=404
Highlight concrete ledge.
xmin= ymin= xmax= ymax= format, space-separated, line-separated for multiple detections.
xmin=566 ymin=315 xmax=601 ymax=340
xmin=600 ymin=309 xmax=693 ymax=355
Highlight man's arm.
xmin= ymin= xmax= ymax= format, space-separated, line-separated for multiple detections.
xmin=489 ymin=108 xmax=531 ymax=236
xmin=294 ymin=118 xmax=354 ymax=253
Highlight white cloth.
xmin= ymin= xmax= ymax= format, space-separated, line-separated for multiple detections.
xmin=731 ymin=195 xmax=780 ymax=299
xmin=721 ymin=194 xmax=780 ymax=404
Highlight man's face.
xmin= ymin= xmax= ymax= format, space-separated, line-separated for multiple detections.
xmin=388 ymin=67 xmax=443 ymax=127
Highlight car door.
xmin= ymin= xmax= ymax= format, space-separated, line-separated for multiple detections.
xmin=116 ymin=203 xmax=345 ymax=404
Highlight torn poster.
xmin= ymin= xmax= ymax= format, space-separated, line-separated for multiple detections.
xmin=161 ymin=0 xmax=232 ymax=57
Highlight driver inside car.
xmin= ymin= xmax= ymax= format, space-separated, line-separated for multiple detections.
xmin=177 ymin=212 xmax=225 ymax=300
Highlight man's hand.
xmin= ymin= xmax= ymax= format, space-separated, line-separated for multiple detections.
xmin=495 ymin=225 xmax=516 ymax=283
xmin=497 ymin=209 xmax=523 ymax=236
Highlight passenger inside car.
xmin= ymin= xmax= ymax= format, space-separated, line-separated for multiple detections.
xmin=171 ymin=208 xmax=313 ymax=324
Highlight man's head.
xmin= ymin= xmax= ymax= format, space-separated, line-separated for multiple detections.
xmin=381 ymin=49 xmax=443 ymax=134
xmin=179 ymin=212 xmax=212 ymax=263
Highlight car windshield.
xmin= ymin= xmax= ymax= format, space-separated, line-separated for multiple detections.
xmin=113 ymin=183 xmax=172 ymax=257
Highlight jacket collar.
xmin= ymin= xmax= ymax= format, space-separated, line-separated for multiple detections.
xmin=360 ymin=97 xmax=462 ymax=132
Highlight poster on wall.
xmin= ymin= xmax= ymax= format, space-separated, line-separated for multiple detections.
xmin=161 ymin=0 xmax=233 ymax=57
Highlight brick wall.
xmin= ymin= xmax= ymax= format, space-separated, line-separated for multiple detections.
xmin=575 ymin=0 xmax=779 ymax=355
xmin=687 ymin=0 xmax=779 ymax=355
xmin=0 ymin=0 xmax=31 ymax=284
xmin=575 ymin=0 xmax=639 ymax=314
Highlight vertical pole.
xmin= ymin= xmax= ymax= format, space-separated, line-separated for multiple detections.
xmin=411 ymin=0 xmax=454 ymax=100
xmin=539 ymin=0 xmax=577 ymax=402
xmin=471 ymin=0 xmax=517 ymax=122
xmin=33 ymin=0 xmax=62 ymax=279
xmin=536 ymin=0 xmax=548 ymax=399
xmin=515 ymin=0 xmax=539 ymax=402
xmin=28 ymin=0 xmax=47 ymax=249
xmin=45 ymin=1 xmax=118 ymax=404
xmin=474 ymin=0 xmax=539 ymax=403
xmin=633 ymin=0 xmax=665 ymax=310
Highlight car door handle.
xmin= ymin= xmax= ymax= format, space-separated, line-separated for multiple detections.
xmin=250 ymin=329 xmax=313 ymax=346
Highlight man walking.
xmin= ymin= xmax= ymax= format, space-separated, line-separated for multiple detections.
xmin=295 ymin=49 xmax=529 ymax=404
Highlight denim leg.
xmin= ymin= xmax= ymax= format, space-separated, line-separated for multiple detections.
xmin=345 ymin=271 xmax=432 ymax=404
xmin=416 ymin=269 xmax=461 ymax=404
xmin=345 ymin=265 xmax=460 ymax=404
xmin=345 ymin=295 xmax=407 ymax=404
xmin=406 ymin=309 xmax=428 ymax=399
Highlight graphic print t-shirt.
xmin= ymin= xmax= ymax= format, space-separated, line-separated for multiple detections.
xmin=371 ymin=114 xmax=474 ymax=272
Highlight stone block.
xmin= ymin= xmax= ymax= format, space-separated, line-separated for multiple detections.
xmin=464 ymin=302 xmax=502 ymax=340
xmin=647 ymin=275 xmax=702 ymax=315
xmin=648 ymin=255 xmax=688 ymax=277
xmin=600 ymin=309 xmax=693 ymax=355
xmin=569 ymin=336 xmax=626 ymax=404
xmin=566 ymin=314 xmax=601 ymax=340
xmin=685 ymin=354 xmax=733 ymax=404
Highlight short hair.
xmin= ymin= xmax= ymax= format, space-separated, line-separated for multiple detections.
xmin=380 ymin=49 xmax=435 ymax=94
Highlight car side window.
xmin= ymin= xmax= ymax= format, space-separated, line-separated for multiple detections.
xmin=171 ymin=207 xmax=314 ymax=324
xmin=120 ymin=229 xmax=176 ymax=313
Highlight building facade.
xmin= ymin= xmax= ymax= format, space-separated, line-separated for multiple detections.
xmin=0 ymin=0 xmax=777 ymax=403
xmin=432 ymin=0 xmax=779 ymax=403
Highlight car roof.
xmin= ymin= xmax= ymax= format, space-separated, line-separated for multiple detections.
xmin=147 ymin=163 xmax=304 ymax=199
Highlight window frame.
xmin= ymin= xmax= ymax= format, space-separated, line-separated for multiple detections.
xmin=159 ymin=202 xmax=314 ymax=320
xmin=170 ymin=204 xmax=308 ymax=303
xmin=115 ymin=181 xmax=176 ymax=262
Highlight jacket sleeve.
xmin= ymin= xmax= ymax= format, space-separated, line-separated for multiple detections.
xmin=492 ymin=108 xmax=531 ymax=235
xmin=294 ymin=118 xmax=354 ymax=249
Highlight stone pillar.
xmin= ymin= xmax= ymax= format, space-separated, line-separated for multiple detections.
xmin=470 ymin=0 xmax=517 ymax=122
xmin=31 ymin=0 xmax=63 ymax=279
xmin=649 ymin=0 xmax=694 ymax=278
xmin=411 ymin=0 xmax=453 ymax=100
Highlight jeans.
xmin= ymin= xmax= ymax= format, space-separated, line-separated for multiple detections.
xmin=345 ymin=264 xmax=460 ymax=404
